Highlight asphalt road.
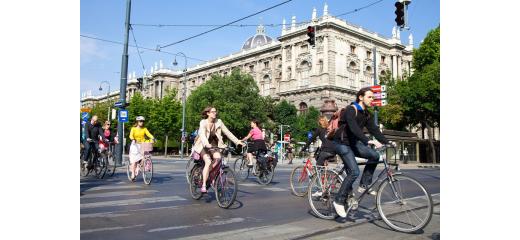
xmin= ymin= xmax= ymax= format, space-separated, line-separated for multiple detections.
xmin=80 ymin=158 xmax=440 ymax=240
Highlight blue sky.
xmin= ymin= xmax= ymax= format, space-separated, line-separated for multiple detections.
xmin=80 ymin=0 xmax=439 ymax=97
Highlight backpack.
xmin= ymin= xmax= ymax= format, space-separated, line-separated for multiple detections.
xmin=326 ymin=105 xmax=357 ymax=140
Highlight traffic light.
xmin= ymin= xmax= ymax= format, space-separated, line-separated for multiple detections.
xmin=395 ymin=1 xmax=405 ymax=27
xmin=306 ymin=26 xmax=315 ymax=47
xmin=137 ymin=77 xmax=143 ymax=90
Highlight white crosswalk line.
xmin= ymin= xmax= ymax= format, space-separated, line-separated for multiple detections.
xmin=263 ymin=187 xmax=288 ymax=192
xmin=81 ymin=190 xmax=157 ymax=199
xmin=81 ymin=204 xmax=201 ymax=219
xmin=80 ymin=196 xmax=187 ymax=209
xmin=81 ymin=224 xmax=145 ymax=234
xmin=85 ymin=185 xmax=143 ymax=191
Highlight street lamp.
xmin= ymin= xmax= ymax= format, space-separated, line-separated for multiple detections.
xmin=99 ymin=81 xmax=111 ymax=121
xmin=173 ymin=52 xmax=188 ymax=160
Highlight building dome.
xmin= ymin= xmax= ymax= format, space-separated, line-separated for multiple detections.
xmin=241 ymin=25 xmax=274 ymax=50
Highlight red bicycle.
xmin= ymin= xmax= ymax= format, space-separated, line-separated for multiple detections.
xmin=188 ymin=147 xmax=238 ymax=209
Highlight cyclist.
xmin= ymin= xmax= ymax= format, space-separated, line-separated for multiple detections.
xmin=99 ymin=121 xmax=114 ymax=151
xmin=332 ymin=87 xmax=393 ymax=218
xmin=192 ymin=106 xmax=245 ymax=193
xmin=301 ymin=116 xmax=336 ymax=166
xmin=82 ymin=115 xmax=105 ymax=167
xmin=241 ymin=118 xmax=268 ymax=168
xmin=129 ymin=116 xmax=155 ymax=181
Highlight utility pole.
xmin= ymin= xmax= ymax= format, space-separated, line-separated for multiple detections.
xmin=173 ymin=53 xmax=188 ymax=160
xmin=116 ymin=0 xmax=131 ymax=166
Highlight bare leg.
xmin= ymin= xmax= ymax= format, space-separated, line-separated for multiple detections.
xmin=247 ymin=153 xmax=253 ymax=165
xmin=202 ymin=154 xmax=212 ymax=189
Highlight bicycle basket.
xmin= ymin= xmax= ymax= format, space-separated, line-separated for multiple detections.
xmin=141 ymin=142 xmax=154 ymax=152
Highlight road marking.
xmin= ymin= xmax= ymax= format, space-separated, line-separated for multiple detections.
xmin=81 ymin=190 xmax=157 ymax=199
xmin=81 ymin=204 xmax=200 ymax=219
xmin=239 ymin=183 xmax=258 ymax=187
xmin=81 ymin=224 xmax=145 ymax=234
xmin=85 ymin=185 xmax=144 ymax=191
xmin=148 ymin=217 xmax=245 ymax=233
xmin=80 ymin=196 xmax=186 ymax=209
xmin=263 ymin=187 xmax=288 ymax=192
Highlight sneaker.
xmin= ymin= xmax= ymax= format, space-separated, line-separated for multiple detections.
xmin=358 ymin=186 xmax=377 ymax=196
xmin=333 ymin=201 xmax=347 ymax=218
xmin=201 ymin=185 xmax=207 ymax=193
xmin=311 ymin=191 xmax=323 ymax=197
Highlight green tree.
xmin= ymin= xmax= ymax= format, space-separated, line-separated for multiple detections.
xmin=147 ymin=89 xmax=183 ymax=155
xmin=186 ymin=69 xmax=269 ymax=139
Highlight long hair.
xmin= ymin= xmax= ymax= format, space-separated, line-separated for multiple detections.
xmin=201 ymin=106 xmax=216 ymax=120
xmin=318 ymin=116 xmax=329 ymax=129
xmin=355 ymin=87 xmax=373 ymax=103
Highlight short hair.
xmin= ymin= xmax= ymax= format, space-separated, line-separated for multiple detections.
xmin=355 ymin=87 xmax=373 ymax=103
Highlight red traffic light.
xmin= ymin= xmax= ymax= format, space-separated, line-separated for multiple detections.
xmin=307 ymin=26 xmax=314 ymax=33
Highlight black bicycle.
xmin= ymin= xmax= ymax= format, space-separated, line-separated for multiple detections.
xmin=233 ymin=142 xmax=277 ymax=185
xmin=80 ymin=139 xmax=107 ymax=179
xmin=308 ymin=144 xmax=433 ymax=233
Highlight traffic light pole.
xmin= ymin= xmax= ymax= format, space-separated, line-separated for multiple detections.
xmin=116 ymin=0 xmax=131 ymax=166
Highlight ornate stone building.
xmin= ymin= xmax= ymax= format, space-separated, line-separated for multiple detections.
xmin=81 ymin=4 xmax=414 ymax=116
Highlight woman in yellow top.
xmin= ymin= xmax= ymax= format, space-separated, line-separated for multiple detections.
xmin=129 ymin=116 xmax=155 ymax=180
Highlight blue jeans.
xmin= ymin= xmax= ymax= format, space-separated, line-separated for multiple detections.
xmin=334 ymin=140 xmax=380 ymax=203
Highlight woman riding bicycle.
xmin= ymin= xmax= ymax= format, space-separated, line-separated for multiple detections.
xmin=192 ymin=106 xmax=244 ymax=193
xmin=129 ymin=116 xmax=155 ymax=181
xmin=241 ymin=118 xmax=268 ymax=168
xmin=99 ymin=121 xmax=115 ymax=151
xmin=301 ymin=116 xmax=337 ymax=166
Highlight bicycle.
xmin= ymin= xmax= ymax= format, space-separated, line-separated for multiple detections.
xmin=290 ymin=148 xmax=344 ymax=197
xmin=99 ymin=141 xmax=117 ymax=178
xmin=233 ymin=142 xmax=277 ymax=185
xmin=187 ymin=146 xmax=236 ymax=184
xmin=126 ymin=142 xmax=154 ymax=185
xmin=308 ymin=144 xmax=433 ymax=233
xmin=80 ymin=139 xmax=106 ymax=179
xmin=188 ymin=147 xmax=237 ymax=209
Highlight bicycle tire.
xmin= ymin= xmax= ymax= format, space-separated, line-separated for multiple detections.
xmin=233 ymin=157 xmax=249 ymax=182
xmin=290 ymin=165 xmax=310 ymax=197
xmin=107 ymin=152 xmax=116 ymax=177
xmin=93 ymin=153 xmax=104 ymax=178
xmin=257 ymin=164 xmax=275 ymax=185
xmin=189 ymin=165 xmax=203 ymax=200
xmin=80 ymin=158 xmax=90 ymax=177
xmin=97 ymin=153 xmax=108 ymax=179
xmin=215 ymin=167 xmax=237 ymax=209
xmin=185 ymin=158 xmax=194 ymax=184
xmin=376 ymin=174 xmax=433 ymax=233
xmin=307 ymin=169 xmax=343 ymax=220
xmin=142 ymin=156 xmax=153 ymax=185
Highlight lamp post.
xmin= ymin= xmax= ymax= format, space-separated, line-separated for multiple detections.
xmin=99 ymin=81 xmax=111 ymax=121
xmin=173 ymin=52 xmax=188 ymax=160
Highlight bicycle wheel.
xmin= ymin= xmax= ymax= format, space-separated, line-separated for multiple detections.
xmin=97 ymin=154 xmax=108 ymax=179
xmin=233 ymin=157 xmax=249 ymax=182
xmin=257 ymin=164 xmax=275 ymax=185
xmin=185 ymin=158 xmax=194 ymax=184
xmin=290 ymin=165 xmax=310 ymax=197
xmin=307 ymin=169 xmax=343 ymax=220
xmin=189 ymin=165 xmax=203 ymax=200
xmin=215 ymin=167 xmax=237 ymax=209
xmin=93 ymin=154 xmax=104 ymax=178
xmin=376 ymin=174 xmax=433 ymax=233
xmin=107 ymin=152 xmax=117 ymax=177
xmin=80 ymin=156 xmax=90 ymax=177
xmin=142 ymin=156 xmax=153 ymax=185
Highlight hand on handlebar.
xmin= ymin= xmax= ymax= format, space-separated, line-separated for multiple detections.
xmin=368 ymin=140 xmax=383 ymax=149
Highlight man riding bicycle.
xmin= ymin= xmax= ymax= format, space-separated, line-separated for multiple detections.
xmin=82 ymin=115 xmax=107 ymax=168
xmin=332 ymin=87 xmax=395 ymax=218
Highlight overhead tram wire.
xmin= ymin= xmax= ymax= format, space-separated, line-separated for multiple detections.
xmin=132 ymin=0 xmax=387 ymax=30
xmin=80 ymin=34 xmax=207 ymax=63
xmin=157 ymin=0 xmax=294 ymax=50
xmin=130 ymin=25 xmax=146 ymax=71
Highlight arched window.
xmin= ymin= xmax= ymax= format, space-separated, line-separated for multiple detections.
xmin=299 ymin=61 xmax=310 ymax=87
xmin=349 ymin=61 xmax=357 ymax=69
xmin=366 ymin=66 xmax=372 ymax=73
xmin=299 ymin=102 xmax=308 ymax=113
xmin=262 ymin=75 xmax=270 ymax=96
